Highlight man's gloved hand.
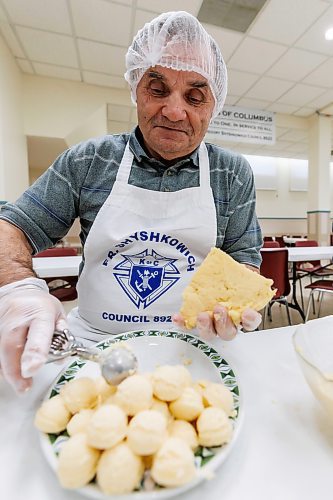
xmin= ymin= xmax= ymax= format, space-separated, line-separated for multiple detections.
xmin=0 ymin=278 xmax=68 ymax=393
xmin=172 ymin=306 xmax=262 ymax=341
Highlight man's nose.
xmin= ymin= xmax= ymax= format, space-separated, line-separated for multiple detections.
xmin=161 ymin=94 xmax=187 ymax=122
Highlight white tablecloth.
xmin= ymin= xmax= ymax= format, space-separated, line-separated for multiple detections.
xmin=283 ymin=237 xmax=307 ymax=245
xmin=1 ymin=325 xmax=333 ymax=500
xmin=287 ymin=246 xmax=333 ymax=262
xmin=32 ymin=256 xmax=82 ymax=278
xmin=261 ymin=245 xmax=333 ymax=263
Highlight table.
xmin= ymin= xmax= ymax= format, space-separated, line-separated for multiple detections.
xmin=283 ymin=236 xmax=307 ymax=246
xmin=32 ymin=256 xmax=82 ymax=278
xmin=288 ymin=246 xmax=333 ymax=262
xmin=261 ymin=246 xmax=333 ymax=321
xmin=1 ymin=324 xmax=333 ymax=500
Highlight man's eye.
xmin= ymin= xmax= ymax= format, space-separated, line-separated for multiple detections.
xmin=187 ymin=96 xmax=202 ymax=104
xmin=151 ymin=87 xmax=165 ymax=95
xmin=148 ymin=81 xmax=168 ymax=96
xmin=186 ymin=90 xmax=205 ymax=105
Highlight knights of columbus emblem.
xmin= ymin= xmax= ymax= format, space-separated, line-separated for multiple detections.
xmin=113 ymin=249 xmax=180 ymax=309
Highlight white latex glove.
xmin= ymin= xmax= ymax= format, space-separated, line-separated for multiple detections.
xmin=0 ymin=277 xmax=68 ymax=393
xmin=172 ymin=306 xmax=262 ymax=341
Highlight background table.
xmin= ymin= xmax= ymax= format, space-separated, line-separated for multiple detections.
xmin=1 ymin=324 xmax=332 ymax=500
xmin=283 ymin=236 xmax=307 ymax=246
xmin=261 ymin=246 xmax=333 ymax=321
xmin=288 ymin=246 xmax=333 ymax=262
xmin=32 ymin=255 xmax=82 ymax=278
xmin=288 ymin=246 xmax=333 ymax=319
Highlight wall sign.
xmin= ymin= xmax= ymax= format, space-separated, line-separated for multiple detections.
xmin=206 ymin=105 xmax=275 ymax=145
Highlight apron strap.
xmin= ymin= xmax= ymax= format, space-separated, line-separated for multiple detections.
xmin=198 ymin=142 xmax=210 ymax=191
xmin=115 ymin=140 xmax=211 ymax=190
xmin=115 ymin=142 xmax=134 ymax=183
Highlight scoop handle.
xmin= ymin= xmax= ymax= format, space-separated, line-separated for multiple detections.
xmin=71 ymin=342 xmax=102 ymax=362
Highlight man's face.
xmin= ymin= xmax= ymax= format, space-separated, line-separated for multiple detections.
xmin=136 ymin=66 xmax=215 ymax=162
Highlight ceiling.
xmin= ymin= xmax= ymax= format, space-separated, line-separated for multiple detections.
xmin=2 ymin=0 xmax=333 ymax=162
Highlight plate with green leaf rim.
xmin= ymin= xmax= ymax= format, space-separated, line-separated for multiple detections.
xmin=39 ymin=329 xmax=243 ymax=499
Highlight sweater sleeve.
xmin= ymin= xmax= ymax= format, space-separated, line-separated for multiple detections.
xmin=220 ymin=154 xmax=262 ymax=268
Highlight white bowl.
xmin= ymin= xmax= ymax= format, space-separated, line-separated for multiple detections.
xmin=292 ymin=316 xmax=333 ymax=417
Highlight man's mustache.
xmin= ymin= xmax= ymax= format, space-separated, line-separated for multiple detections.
xmin=151 ymin=118 xmax=192 ymax=134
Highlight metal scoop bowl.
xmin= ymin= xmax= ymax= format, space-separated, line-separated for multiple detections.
xmin=47 ymin=329 xmax=138 ymax=385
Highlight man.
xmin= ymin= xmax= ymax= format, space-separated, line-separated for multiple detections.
xmin=0 ymin=11 xmax=262 ymax=393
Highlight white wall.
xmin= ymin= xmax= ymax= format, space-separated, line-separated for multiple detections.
xmin=23 ymin=74 xmax=131 ymax=139
xmin=0 ymin=35 xmax=29 ymax=202
xmin=249 ymin=157 xmax=307 ymax=218
xmin=65 ymin=104 xmax=108 ymax=147
xmin=246 ymin=155 xmax=333 ymax=236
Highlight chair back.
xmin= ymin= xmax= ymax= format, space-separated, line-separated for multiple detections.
xmin=263 ymin=241 xmax=280 ymax=248
xmin=295 ymin=240 xmax=320 ymax=268
xmin=295 ymin=240 xmax=318 ymax=247
xmin=35 ymin=247 xmax=78 ymax=257
xmin=260 ymin=249 xmax=290 ymax=299
xmin=274 ymin=236 xmax=286 ymax=248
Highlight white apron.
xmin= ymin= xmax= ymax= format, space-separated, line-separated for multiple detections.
xmin=68 ymin=141 xmax=216 ymax=341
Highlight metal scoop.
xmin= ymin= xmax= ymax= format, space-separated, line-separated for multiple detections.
xmin=47 ymin=329 xmax=138 ymax=385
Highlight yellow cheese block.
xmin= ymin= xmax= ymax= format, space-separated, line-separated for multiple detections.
xmin=180 ymin=247 xmax=275 ymax=329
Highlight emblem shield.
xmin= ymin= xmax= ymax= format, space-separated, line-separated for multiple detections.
xmin=113 ymin=249 xmax=180 ymax=309
xmin=129 ymin=265 xmax=163 ymax=300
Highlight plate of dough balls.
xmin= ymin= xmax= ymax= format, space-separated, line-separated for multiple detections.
xmin=35 ymin=329 xmax=242 ymax=499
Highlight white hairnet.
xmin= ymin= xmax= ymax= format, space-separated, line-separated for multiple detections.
xmin=124 ymin=11 xmax=227 ymax=118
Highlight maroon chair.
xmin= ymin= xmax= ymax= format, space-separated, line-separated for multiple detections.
xmin=35 ymin=247 xmax=78 ymax=258
xmin=260 ymin=248 xmax=292 ymax=327
xmin=295 ymin=240 xmax=333 ymax=275
xmin=275 ymin=236 xmax=286 ymax=248
xmin=35 ymin=247 xmax=78 ymax=301
xmin=304 ymin=279 xmax=333 ymax=321
xmin=263 ymin=241 xmax=280 ymax=248
xmin=295 ymin=240 xmax=333 ymax=313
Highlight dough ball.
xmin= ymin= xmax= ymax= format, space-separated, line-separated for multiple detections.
xmin=57 ymin=433 xmax=100 ymax=489
xmin=60 ymin=377 xmax=98 ymax=414
xmin=192 ymin=379 xmax=209 ymax=396
xmin=94 ymin=376 xmax=117 ymax=403
xmin=169 ymin=387 xmax=204 ymax=421
xmin=151 ymin=437 xmax=196 ymax=487
xmin=34 ymin=394 xmax=71 ymax=434
xmin=67 ymin=409 xmax=95 ymax=436
xmin=127 ymin=410 xmax=167 ymax=455
xmin=96 ymin=442 xmax=143 ymax=494
xmin=196 ymin=407 xmax=233 ymax=447
xmin=202 ymin=382 xmax=235 ymax=417
xmin=152 ymin=365 xmax=192 ymax=401
xmin=143 ymin=371 xmax=153 ymax=382
xmin=150 ymin=397 xmax=173 ymax=422
xmin=87 ymin=404 xmax=127 ymax=449
xmin=103 ymin=393 xmax=118 ymax=405
xmin=168 ymin=419 xmax=198 ymax=450
xmin=114 ymin=375 xmax=153 ymax=416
